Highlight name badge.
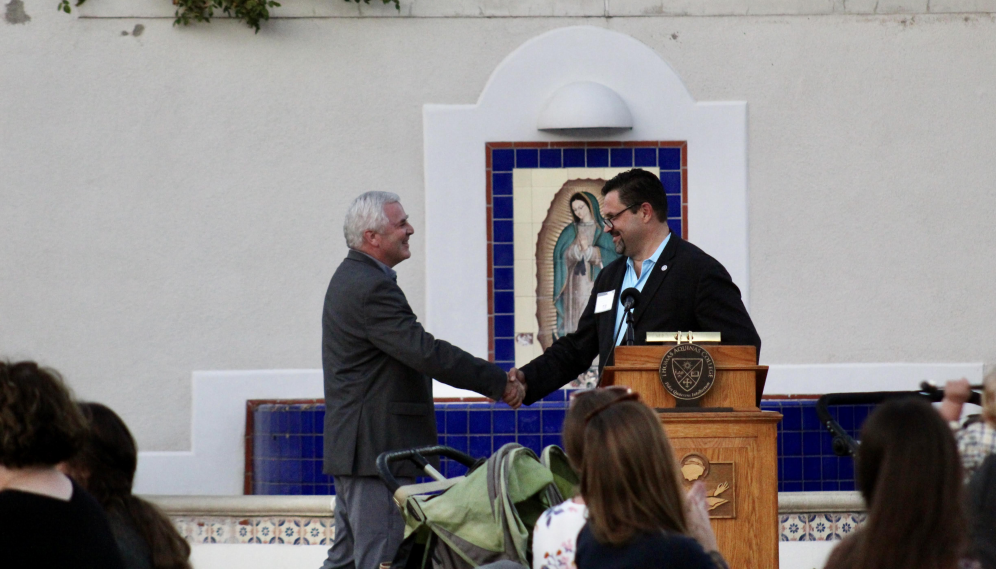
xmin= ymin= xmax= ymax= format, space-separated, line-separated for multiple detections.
xmin=594 ymin=290 xmax=615 ymax=314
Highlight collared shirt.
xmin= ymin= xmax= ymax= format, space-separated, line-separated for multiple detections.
xmin=354 ymin=249 xmax=397 ymax=281
xmin=956 ymin=419 xmax=996 ymax=482
xmin=614 ymin=232 xmax=671 ymax=346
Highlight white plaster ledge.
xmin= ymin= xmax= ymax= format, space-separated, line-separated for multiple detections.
xmin=150 ymin=492 xmax=858 ymax=518
xmin=74 ymin=0 xmax=996 ymax=19
xmin=149 ymin=495 xmax=334 ymax=517
xmin=778 ymin=491 xmax=865 ymax=514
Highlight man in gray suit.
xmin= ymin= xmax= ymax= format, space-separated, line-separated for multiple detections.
xmin=321 ymin=191 xmax=524 ymax=569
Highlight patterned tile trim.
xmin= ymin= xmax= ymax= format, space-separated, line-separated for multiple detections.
xmin=779 ymin=512 xmax=866 ymax=542
xmin=172 ymin=516 xmax=334 ymax=545
xmin=172 ymin=512 xmax=865 ymax=545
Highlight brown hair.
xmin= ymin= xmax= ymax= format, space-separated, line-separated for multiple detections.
xmin=563 ymin=389 xmax=621 ymax=472
xmin=64 ymin=403 xmax=192 ymax=569
xmin=579 ymin=398 xmax=688 ymax=546
xmin=601 ymin=169 xmax=669 ymax=222
xmin=826 ymin=397 xmax=965 ymax=569
xmin=0 ymin=361 xmax=88 ymax=468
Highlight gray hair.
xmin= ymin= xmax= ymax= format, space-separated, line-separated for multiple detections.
xmin=343 ymin=191 xmax=401 ymax=249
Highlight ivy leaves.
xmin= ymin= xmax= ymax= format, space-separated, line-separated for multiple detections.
xmin=352 ymin=0 xmax=401 ymax=11
xmin=56 ymin=0 xmax=85 ymax=14
xmin=173 ymin=0 xmax=282 ymax=33
xmin=58 ymin=0 xmax=400 ymax=32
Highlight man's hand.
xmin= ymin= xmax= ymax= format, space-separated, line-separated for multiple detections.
xmin=501 ymin=367 xmax=526 ymax=409
xmin=939 ymin=377 xmax=971 ymax=423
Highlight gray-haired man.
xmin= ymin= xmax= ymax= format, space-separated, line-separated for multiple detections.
xmin=321 ymin=191 xmax=523 ymax=569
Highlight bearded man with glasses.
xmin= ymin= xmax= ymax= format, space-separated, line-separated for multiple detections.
xmin=511 ymin=168 xmax=761 ymax=404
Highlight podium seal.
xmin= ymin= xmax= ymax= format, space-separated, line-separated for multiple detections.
xmin=659 ymin=343 xmax=716 ymax=404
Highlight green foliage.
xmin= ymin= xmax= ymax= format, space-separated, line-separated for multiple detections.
xmin=56 ymin=0 xmax=86 ymax=14
xmin=58 ymin=0 xmax=400 ymax=31
xmin=173 ymin=0 xmax=281 ymax=33
xmin=347 ymin=0 xmax=400 ymax=11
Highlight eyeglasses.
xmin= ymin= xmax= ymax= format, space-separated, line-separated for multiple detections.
xmin=602 ymin=203 xmax=642 ymax=228
xmin=569 ymin=386 xmax=641 ymax=423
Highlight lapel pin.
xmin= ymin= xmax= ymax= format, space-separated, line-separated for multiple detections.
xmin=661 ymin=265 xmax=668 ymax=271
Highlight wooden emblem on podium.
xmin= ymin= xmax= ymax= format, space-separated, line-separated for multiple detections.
xmin=679 ymin=453 xmax=736 ymax=519
xmin=659 ymin=344 xmax=717 ymax=407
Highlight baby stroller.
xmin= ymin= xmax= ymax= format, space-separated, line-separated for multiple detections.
xmin=377 ymin=443 xmax=577 ymax=569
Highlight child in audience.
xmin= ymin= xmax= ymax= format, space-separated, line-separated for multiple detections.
xmin=62 ymin=402 xmax=192 ymax=569
xmin=0 ymin=361 xmax=125 ymax=569
xmin=939 ymin=373 xmax=996 ymax=482
xmin=825 ymin=397 xmax=968 ymax=569
xmin=532 ymin=387 xmax=724 ymax=569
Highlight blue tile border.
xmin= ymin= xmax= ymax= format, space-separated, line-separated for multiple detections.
xmin=250 ymin=398 xmax=872 ymax=495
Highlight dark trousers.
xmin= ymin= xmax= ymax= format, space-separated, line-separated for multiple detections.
xmin=322 ymin=475 xmax=414 ymax=569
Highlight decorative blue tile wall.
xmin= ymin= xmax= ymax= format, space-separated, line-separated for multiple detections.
xmin=763 ymin=400 xmax=873 ymax=492
xmin=486 ymin=142 xmax=687 ymax=372
xmin=250 ymin=398 xmax=872 ymax=495
xmin=252 ymin=403 xmax=334 ymax=496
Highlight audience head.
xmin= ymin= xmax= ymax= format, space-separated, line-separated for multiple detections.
xmin=983 ymin=370 xmax=996 ymax=425
xmin=0 ymin=361 xmax=87 ymax=469
xmin=851 ymin=397 xmax=965 ymax=569
xmin=62 ymin=402 xmax=138 ymax=506
xmin=65 ymin=401 xmax=193 ymax=569
xmin=572 ymin=387 xmax=687 ymax=546
xmin=563 ymin=388 xmax=622 ymax=472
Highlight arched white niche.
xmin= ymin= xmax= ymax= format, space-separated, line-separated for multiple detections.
xmin=423 ymin=26 xmax=749 ymax=393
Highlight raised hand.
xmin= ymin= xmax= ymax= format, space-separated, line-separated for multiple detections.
xmin=683 ymin=481 xmax=719 ymax=553
xmin=939 ymin=377 xmax=971 ymax=422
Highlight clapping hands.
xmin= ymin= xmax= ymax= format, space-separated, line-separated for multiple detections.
xmin=501 ymin=367 xmax=527 ymax=409
xmin=684 ymin=481 xmax=719 ymax=553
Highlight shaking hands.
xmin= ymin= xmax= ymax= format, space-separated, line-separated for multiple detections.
xmin=501 ymin=367 xmax=527 ymax=409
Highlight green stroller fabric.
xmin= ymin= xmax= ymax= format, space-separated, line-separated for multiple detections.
xmin=539 ymin=445 xmax=579 ymax=504
xmin=394 ymin=443 xmax=564 ymax=569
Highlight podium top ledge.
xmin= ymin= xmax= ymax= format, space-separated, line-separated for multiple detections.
xmin=608 ymin=345 xmax=759 ymax=368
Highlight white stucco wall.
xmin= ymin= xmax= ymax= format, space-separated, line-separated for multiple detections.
xmin=3 ymin=2 xmax=996 ymax=460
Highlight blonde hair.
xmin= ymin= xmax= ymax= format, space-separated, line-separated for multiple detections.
xmin=983 ymin=369 xmax=996 ymax=425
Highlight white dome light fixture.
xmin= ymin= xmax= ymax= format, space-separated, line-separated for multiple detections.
xmin=537 ymin=81 xmax=633 ymax=135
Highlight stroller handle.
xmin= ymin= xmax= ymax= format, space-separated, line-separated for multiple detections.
xmin=377 ymin=445 xmax=480 ymax=493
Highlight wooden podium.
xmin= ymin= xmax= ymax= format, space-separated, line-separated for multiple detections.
xmin=602 ymin=345 xmax=780 ymax=569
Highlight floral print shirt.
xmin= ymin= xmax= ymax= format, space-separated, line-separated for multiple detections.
xmin=532 ymin=499 xmax=588 ymax=569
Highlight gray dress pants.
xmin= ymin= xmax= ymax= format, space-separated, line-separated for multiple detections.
xmin=322 ymin=475 xmax=414 ymax=569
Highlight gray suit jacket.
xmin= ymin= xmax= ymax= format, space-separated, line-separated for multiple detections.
xmin=322 ymin=250 xmax=506 ymax=477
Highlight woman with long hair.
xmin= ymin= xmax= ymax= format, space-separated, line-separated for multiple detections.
xmin=0 ymin=361 xmax=125 ymax=569
xmin=533 ymin=389 xmax=616 ymax=569
xmin=573 ymin=389 xmax=724 ymax=569
xmin=532 ymin=388 xmax=722 ymax=569
xmin=62 ymin=402 xmax=192 ymax=569
xmin=824 ymin=397 xmax=968 ymax=569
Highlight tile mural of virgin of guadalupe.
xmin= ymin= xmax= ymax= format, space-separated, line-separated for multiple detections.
xmin=535 ymin=180 xmax=619 ymax=387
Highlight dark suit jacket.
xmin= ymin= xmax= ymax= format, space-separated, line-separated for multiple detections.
xmin=322 ymin=250 xmax=507 ymax=477
xmin=521 ymin=234 xmax=760 ymax=404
